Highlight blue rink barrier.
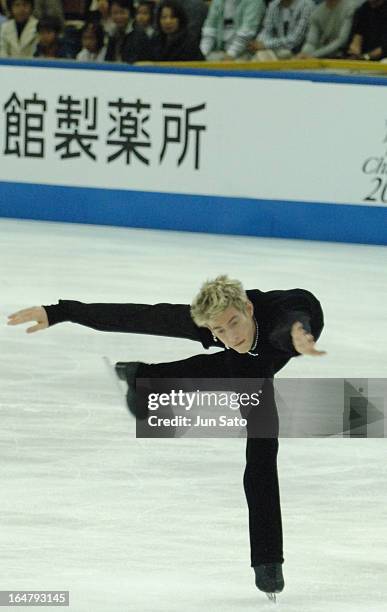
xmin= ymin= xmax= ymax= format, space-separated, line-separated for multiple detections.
xmin=0 ymin=60 xmax=387 ymax=245
xmin=0 ymin=180 xmax=385 ymax=245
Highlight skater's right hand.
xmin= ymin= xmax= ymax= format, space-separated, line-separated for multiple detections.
xmin=7 ymin=306 xmax=49 ymax=334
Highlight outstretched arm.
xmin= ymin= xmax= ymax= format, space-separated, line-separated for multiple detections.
xmin=7 ymin=300 xmax=214 ymax=347
xmin=263 ymin=288 xmax=325 ymax=356
xmin=290 ymin=321 xmax=326 ymax=356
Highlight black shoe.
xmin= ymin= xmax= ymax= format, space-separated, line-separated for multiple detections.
xmin=114 ymin=361 xmax=148 ymax=420
xmin=254 ymin=563 xmax=284 ymax=594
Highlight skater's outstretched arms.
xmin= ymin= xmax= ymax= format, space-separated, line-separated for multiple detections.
xmin=263 ymin=289 xmax=325 ymax=356
xmin=7 ymin=306 xmax=48 ymax=334
xmin=8 ymin=300 xmax=214 ymax=346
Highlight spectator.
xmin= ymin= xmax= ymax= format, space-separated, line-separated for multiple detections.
xmin=248 ymin=0 xmax=314 ymax=60
xmin=297 ymin=0 xmax=356 ymax=58
xmin=200 ymin=0 xmax=266 ymax=61
xmin=0 ymin=9 xmax=7 ymax=27
xmin=88 ymin=0 xmax=115 ymax=35
xmin=179 ymin=0 xmax=207 ymax=42
xmin=151 ymin=0 xmax=204 ymax=60
xmin=105 ymin=0 xmax=152 ymax=62
xmin=62 ymin=0 xmax=91 ymax=22
xmin=76 ymin=19 xmax=107 ymax=58
xmin=34 ymin=15 xmax=74 ymax=57
xmin=346 ymin=0 xmax=387 ymax=60
xmin=134 ymin=0 xmax=155 ymax=37
xmin=0 ymin=0 xmax=8 ymax=27
xmin=34 ymin=0 xmax=64 ymax=27
xmin=0 ymin=0 xmax=38 ymax=57
xmin=57 ymin=0 xmax=93 ymax=58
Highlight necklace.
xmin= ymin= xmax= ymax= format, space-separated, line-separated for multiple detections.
xmin=247 ymin=316 xmax=259 ymax=357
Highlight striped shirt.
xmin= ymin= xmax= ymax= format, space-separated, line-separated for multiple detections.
xmin=258 ymin=0 xmax=315 ymax=52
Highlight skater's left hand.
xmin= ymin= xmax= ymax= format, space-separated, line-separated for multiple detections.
xmin=291 ymin=321 xmax=326 ymax=356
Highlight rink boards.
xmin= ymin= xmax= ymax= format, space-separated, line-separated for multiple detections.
xmin=0 ymin=59 xmax=386 ymax=245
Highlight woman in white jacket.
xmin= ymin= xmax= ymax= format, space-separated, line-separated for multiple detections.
xmin=0 ymin=0 xmax=38 ymax=57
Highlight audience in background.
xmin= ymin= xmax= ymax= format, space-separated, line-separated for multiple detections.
xmin=346 ymin=0 xmax=387 ymax=60
xmin=34 ymin=14 xmax=73 ymax=55
xmin=1 ymin=0 xmax=387 ymax=63
xmin=200 ymin=0 xmax=265 ymax=60
xmin=248 ymin=0 xmax=314 ymax=60
xmin=0 ymin=0 xmax=38 ymax=57
xmin=34 ymin=0 xmax=64 ymax=27
xmin=76 ymin=18 xmax=106 ymax=58
xmin=179 ymin=0 xmax=207 ymax=42
xmin=62 ymin=0 xmax=90 ymax=22
xmin=0 ymin=1 xmax=7 ymax=27
xmin=151 ymin=0 xmax=203 ymax=60
xmin=88 ymin=0 xmax=114 ymax=34
xmin=105 ymin=0 xmax=152 ymax=62
xmin=297 ymin=0 xmax=356 ymax=58
xmin=134 ymin=0 xmax=155 ymax=38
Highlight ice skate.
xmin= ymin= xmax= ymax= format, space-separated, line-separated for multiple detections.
xmin=114 ymin=361 xmax=148 ymax=420
xmin=115 ymin=361 xmax=141 ymax=383
xmin=254 ymin=563 xmax=284 ymax=602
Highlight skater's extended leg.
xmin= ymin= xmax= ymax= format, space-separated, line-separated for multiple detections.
xmin=116 ymin=351 xmax=236 ymax=420
xmin=136 ymin=351 xmax=233 ymax=378
xmin=244 ymin=438 xmax=284 ymax=566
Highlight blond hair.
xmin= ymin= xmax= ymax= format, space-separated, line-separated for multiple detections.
xmin=190 ymin=275 xmax=249 ymax=327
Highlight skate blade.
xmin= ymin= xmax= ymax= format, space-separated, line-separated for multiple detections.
xmin=266 ymin=593 xmax=276 ymax=603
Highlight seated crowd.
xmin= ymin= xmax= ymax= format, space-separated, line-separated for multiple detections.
xmin=0 ymin=0 xmax=386 ymax=62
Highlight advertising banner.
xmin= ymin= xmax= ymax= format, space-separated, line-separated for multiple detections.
xmin=1 ymin=64 xmax=387 ymax=208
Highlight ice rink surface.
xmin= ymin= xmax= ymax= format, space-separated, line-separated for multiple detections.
xmin=1 ymin=217 xmax=387 ymax=612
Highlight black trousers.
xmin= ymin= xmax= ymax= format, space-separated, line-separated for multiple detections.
xmin=244 ymin=437 xmax=283 ymax=565
xmin=137 ymin=351 xmax=284 ymax=567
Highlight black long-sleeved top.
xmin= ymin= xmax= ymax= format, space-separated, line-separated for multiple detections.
xmin=43 ymin=288 xmax=324 ymax=376
xmin=150 ymin=29 xmax=204 ymax=61
xmin=105 ymin=27 xmax=153 ymax=63
xmin=350 ymin=0 xmax=387 ymax=56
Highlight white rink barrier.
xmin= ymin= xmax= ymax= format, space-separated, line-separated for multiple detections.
xmin=0 ymin=59 xmax=386 ymax=245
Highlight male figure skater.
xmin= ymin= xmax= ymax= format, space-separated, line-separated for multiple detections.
xmin=8 ymin=275 xmax=325 ymax=601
